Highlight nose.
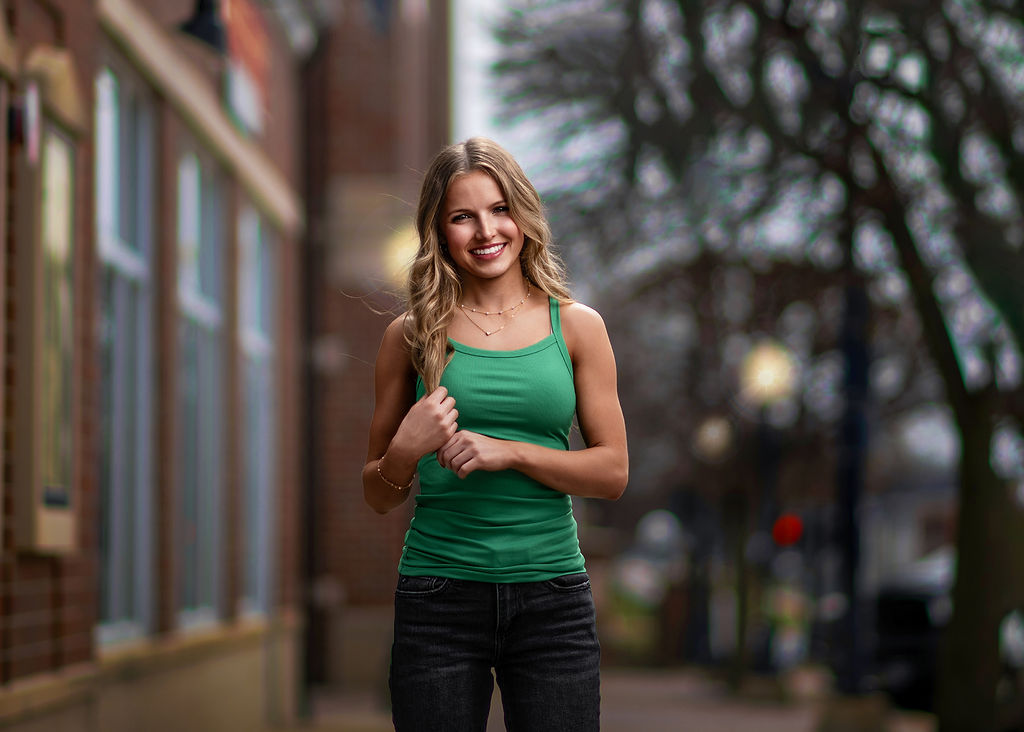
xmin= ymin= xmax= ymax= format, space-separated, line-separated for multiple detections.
xmin=476 ymin=214 xmax=495 ymax=240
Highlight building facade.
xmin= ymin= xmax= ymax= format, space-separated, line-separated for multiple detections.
xmin=302 ymin=0 xmax=450 ymax=693
xmin=0 ymin=0 xmax=314 ymax=729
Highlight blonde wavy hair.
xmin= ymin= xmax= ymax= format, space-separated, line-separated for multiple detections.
xmin=406 ymin=137 xmax=572 ymax=392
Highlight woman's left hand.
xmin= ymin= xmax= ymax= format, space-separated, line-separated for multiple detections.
xmin=437 ymin=430 xmax=512 ymax=478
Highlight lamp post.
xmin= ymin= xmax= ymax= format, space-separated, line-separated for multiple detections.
xmin=741 ymin=339 xmax=798 ymax=538
xmin=692 ymin=415 xmax=735 ymax=668
xmin=738 ymin=339 xmax=797 ymax=677
xmin=836 ymin=280 xmax=870 ymax=695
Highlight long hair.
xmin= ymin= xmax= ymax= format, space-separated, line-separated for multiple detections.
xmin=406 ymin=137 xmax=572 ymax=392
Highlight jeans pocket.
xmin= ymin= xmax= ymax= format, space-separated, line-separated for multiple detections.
xmin=543 ymin=572 xmax=591 ymax=593
xmin=395 ymin=574 xmax=451 ymax=597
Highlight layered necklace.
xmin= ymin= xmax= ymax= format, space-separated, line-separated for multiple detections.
xmin=458 ymin=284 xmax=532 ymax=337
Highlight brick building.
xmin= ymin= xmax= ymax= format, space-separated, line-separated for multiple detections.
xmin=301 ymin=0 xmax=450 ymax=693
xmin=0 ymin=0 xmax=315 ymax=729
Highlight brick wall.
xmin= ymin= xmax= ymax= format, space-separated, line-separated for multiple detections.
xmin=2 ymin=0 xmax=99 ymax=682
xmin=0 ymin=0 xmax=307 ymax=688
xmin=303 ymin=0 xmax=450 ymax=617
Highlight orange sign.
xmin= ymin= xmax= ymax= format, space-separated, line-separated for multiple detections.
xmin=223 ymin=0 xmax=268 ymax=132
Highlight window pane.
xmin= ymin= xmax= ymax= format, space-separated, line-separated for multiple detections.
xmin=200 ymin=172 xmax=223 ymax=303
xmin=99 ymin=272 xmax=141 ymax=625
xmin=95 ymin=70 xmax=118 ymax=245
xmin=118 ymin=90 xmax=138 ymax=248
xmin=238 ymin=206 xmax=275 ymax=615
xmin=132 ymin=97 xmax=154 ymax=257
xmin=177 ymin=155 xmax=201 ymax=296
xmin=259 ymin=228 xmax=273 ymax=334
xmin=178 ymin=319 xmax=223 ymax=619
xmin=95 ymin=64 xmax=154 ymax=643
xmin=177 ymin=152 xmax=224 ymax=626
xmin=98 ymin=269 xmax=114 ymax=622
xmin=40 ymin=129 xmax=74 ymax=496
xmin=239 ymin=206 xmax=258 ymax=332
xmin=242 ymin=354 xmax=273 ymax=613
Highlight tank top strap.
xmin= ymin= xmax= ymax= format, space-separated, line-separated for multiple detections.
xmin=550 ymin=296 xmax=574 ymax=378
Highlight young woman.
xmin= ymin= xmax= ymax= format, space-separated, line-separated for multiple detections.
xmin=362 ymin=137 xmax=628 ymax=731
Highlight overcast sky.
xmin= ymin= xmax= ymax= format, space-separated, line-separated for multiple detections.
xmin=450 ymin=0 xmax=536 ymax=165
xmin=450 ymin=0 xmax=503 ymax=138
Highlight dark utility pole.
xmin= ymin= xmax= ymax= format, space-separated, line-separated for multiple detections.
xmin=836 ymin=270 xmax=870 ymax=694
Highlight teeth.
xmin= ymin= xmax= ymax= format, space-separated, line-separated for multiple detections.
xmin=471 ymin=244 xmax=504 ymax=256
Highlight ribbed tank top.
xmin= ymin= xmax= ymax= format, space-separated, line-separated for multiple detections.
xmin=399 ymin=297 xmax=586 ymax=582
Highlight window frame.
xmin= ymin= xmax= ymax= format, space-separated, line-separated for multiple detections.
xmin=12 ymin=64 xmax=85 ymax=554
xmin=175 ymin=144 xmax=227 ymax=631
xmin=237 ymin=203 xmax=275 ymax=617
xmin=94 ymin=56 xmax=157 ymax=646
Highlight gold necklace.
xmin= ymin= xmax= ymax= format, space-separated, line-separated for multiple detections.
xmin=458 ymin=285 xmax=531 ymax=337
xmin=459 ymin=284 xmax=531 ymax=316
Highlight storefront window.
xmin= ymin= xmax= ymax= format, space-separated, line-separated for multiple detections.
xmin=95 ymin=65 xmax=155 ymax=645
xmin=13 ymin=46 xmax=86 ymax=554
xmin=177 ymin=152 xmax=225 ymax=629
xmin=238 ymin=204 xmax=275 ymax=616
xmin=40 ymin=127 xmax=75 ymax=511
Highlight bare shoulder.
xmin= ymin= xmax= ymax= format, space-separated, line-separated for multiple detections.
xmin=560 ymin=301 xmax=609 ymax=337
xmin=560 ymin=301 xmax=612 ymax=359
xmin=378 ymin=312 xmax=413 ymax=361
xmin=382 ymin=312 xmax=410 ymax=341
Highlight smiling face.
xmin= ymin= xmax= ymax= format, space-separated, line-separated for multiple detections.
xmin=441 ymin=170 xmax=525 ymax=286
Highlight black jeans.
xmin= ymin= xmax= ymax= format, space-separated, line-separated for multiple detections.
xmin=389 ymin=573 xmax=601 ymax=732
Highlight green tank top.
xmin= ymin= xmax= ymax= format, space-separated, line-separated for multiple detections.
xmin=399 ymin=297 xmax=586 ymax=582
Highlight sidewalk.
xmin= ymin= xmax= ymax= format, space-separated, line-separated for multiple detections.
xmin=291 ymin=667 xmax=936 ymax=732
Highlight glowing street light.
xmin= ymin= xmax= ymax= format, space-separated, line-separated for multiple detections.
xmin=384 ymin=224 xmax=418 ymax=285
xmin=692 ymin=415 xmax=734 ymax=464
xmin=740 ymin=339 xmax=798 ymax=407
xmin=730 ymin=338 xmax=800 ymax=680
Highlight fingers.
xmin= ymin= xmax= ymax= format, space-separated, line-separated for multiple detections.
xmin=436 ymin=433 xmax=457 ymax=470
xmin=437 ymin=432 xmax=465 ymax=472
xmin=437 ymin=432 xmax=484 ymax=478
xmin=426 ymin=388 xmax=458 ymax=424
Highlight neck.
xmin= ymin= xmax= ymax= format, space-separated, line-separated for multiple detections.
xmin=459 ymin=276 xmax=531 ymax=311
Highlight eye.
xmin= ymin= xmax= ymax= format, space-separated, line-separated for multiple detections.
xmin=450 ymin=213 xmax=469 ymax=222
xmin=494 ymin=205 xmax=509 ymax=215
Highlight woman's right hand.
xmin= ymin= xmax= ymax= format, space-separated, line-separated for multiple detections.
xmin=364 ymin=316 xmax=456 ymax=514
xmin=391 ymin=386 xmax=459 ymax=462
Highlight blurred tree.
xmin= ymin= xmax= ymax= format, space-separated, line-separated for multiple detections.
xmin=495 ymin=1 xmax=1024 ymax=729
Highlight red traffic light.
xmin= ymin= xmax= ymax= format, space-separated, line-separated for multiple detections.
xmin=772 ymin=514 xmax=803 ymax=547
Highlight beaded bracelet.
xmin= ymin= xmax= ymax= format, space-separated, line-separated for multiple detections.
xmin=377 ymin=458 xmax=415 ymax=492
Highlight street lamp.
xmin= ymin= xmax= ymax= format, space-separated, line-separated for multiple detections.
xmin=692 ymin=415 xmax=734 ymax=464
xmin=735 ymin=339 xmax=798 ymax=678
xmin=740 ymin=339 xmax=798 ymax=409
xmin=740 ymin=339 xmax=798 ymax=554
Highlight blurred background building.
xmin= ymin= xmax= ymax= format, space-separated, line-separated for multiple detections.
xmin=301 ymin=0 xmax=449 ymax=697
xmin=0 ymin=0 xmax=313 ymax=729
xmin=0 ymin=0 xmax=455 ymax=729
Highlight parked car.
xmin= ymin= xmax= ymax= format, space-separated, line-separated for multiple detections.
xmin=873 ymin=548 xmax=952 ymax=709
xmin=874 ymin=546 xmax=1024 ymax=712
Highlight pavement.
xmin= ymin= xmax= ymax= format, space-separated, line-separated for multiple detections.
xmin=290 ymin=667 xmax=937 ymax=732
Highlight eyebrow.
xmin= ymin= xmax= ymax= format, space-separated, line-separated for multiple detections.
xmin=446 ymin=200 xmax=508 ymax=215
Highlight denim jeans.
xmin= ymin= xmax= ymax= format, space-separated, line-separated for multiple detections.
xmin=389 ymin=573 xmax=601 ymax=732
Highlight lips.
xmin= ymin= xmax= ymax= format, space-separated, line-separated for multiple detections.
xmin=470 ymin=243 xmax=506 ymax=257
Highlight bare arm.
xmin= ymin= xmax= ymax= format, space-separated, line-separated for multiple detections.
xmin=436 ymin=303 xmax=628 ymax=500
xmin=362 ymin=316 xmax=459 ymax=514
